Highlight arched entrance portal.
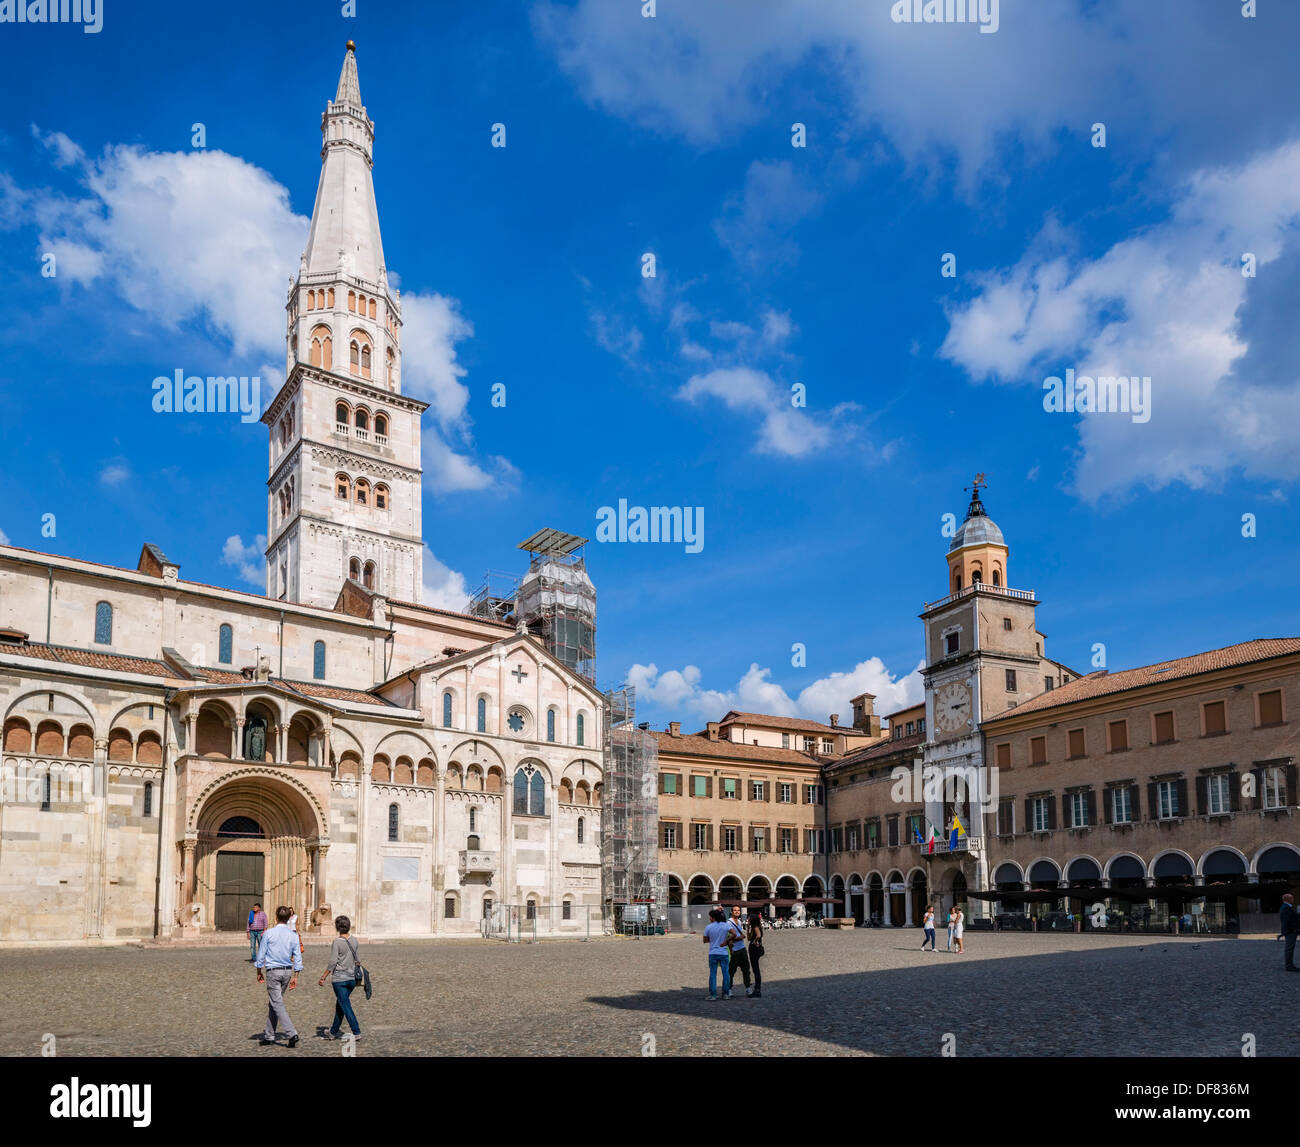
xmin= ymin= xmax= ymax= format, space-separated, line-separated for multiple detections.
xmin=191 ymin=775 xmax=322 ymax=931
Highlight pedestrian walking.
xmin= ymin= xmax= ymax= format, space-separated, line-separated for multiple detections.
xmin=921 ymin=904 xmax=937 ymax=951
xmin=953 ymin=905 xmax=965 ymax=954
xmin=747 ymin=913 xmax=764 ymax=998
xmin=288 ymin=906 xmax=305 ymax=957
xmin=946 ymin=907 xmax=956 ymax=951
xmin=1279 ymin=893 xmax=1299 ymax=972
xmin=255 ymin=905 xmax=303 ymax=1047
xmin=246 ymin=902 xmax=268 ymax=963
xmin=726 ymin=905 xmax=753 ymax=997
xmin=317 ymin=914 xmax=363 ymax=1040
xmin=702 ymin=908 xmax=732 ymax=1001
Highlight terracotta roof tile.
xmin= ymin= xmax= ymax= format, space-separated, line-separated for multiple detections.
xmin=6 ymin=642 xmax=172 ymax=677
xmin=386 ymin=598 xmax=514 ymax=629
xmin=280 ymin=679 xmax=396 ymax=706
xmin=653 ymin=730 xmax=833 ymax=766
xmin=715 ymin=711 xmax=856 ymax=737
xmin=983 ymin=638 xmax=1300 ymax=723
xmin=829 ymin=731 xmax=925 ymax=770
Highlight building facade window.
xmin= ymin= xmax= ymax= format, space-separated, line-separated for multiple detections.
xmin=780 ymin=827 xmax=793 ymax=853
xmin=313 ymin=640 xmax=326 ymax=680
xmin=1258 ymin=690 xmax=1284 ymax=727
xmin=577 ymin=817 xmax=585 ymax=844
xmin=1031 ymin=797 xmax=1051 ymax=833
xmin=1206 ymin=773 xmax=1230 ymax=815
xmin=442 ymin=692 xmax=453 ymax=727
xmin=781 ymin=732 xmax=790 ymax=748
xmin=444 ymin=896 xmax=457 ymax=919
xmin=751 ymin=780 xmax=765 ymax=801
xmin=663 ymin=773 xmax=677 ymax=795
xmin=945 ymin=633 xmax=959 ymax=655
xmin=1153 ymin=711 xmax=1175 ymax=744
xmin=662 ymin=822 xmax=678 ymax=849
xmin=387 ymin=803 xmax=399 ymax=841
xmin=722 ymin=778 xmax=737 ymax=800
xmin=1264 ymin=767 xmax=1286 ymax=810
xmin=477 ymin=697 xmax=487 ymax=733
xmin=692 ymin=822 xmax=709 ymax=851
xmin=1030 ymin=736 xmax=1047 ymax=765
xmin=218 ymin=624 xmax=233 ymax=664
xmin=143 ymin=781 xmax=153 ymax=817
xmin=468 ymin=807 xmax=477 ymax=833
xmin=1067 ymin=729 xmax=1086 ymax=759
xmin=514 ymin=769 xmax=546 ymax=817
xmin=752 ymin=827 xmax=766 ymax=853
xmin=692 ymin=775 xmax=708 ymax=798
xmin=1157 ymin=780 xmax=1180 ymax=819
xmin=546 ymin=710 xmax=555 ymax=742
xmin=1069 ymin=791 xmax=1089 ymax=827
xmin=1108 ymin=720 xmax=1128 ymax=751
xmin=94 ymin=601 xmax=113 ymax=645
xmin=804 ymin=784 xmax=822 ymax=805
xmin=576 ymin=713 xmax=585 ymax=746
xmin=1005 ymin=669 xmax=1017 ymax=692
xmin=1111 ymin=787 xmax=1133 ymax=824
xmin=723 ymin=825 xmax=738 ymax=851
xmin=821 ymin=738 xmax=833 ymax=753
xmin=1202 ymin=700 xmax=1227 ymax=736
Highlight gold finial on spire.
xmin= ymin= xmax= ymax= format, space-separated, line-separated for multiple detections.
xmin=346 ymin=40 xmax=356 ymax=51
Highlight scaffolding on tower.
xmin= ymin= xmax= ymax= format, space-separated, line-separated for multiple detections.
xmin=467 ymin=528 xmax=596 ymax=683
xmin=601 ymin=684 xmax=664 ymax=933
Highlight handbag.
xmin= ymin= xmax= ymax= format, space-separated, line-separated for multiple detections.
xmin=346 ymin=937 xmax=364 ymax=988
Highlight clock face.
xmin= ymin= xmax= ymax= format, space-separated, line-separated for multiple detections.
xmin=934 ymin=681 xmax=972 ymax=735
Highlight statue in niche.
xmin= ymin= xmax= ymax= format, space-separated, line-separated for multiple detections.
xmin=244 ymin=716 xmax=268 ymax=762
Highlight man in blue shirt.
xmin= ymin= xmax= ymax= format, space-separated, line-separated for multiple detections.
xmin=255 ymin=906 xmax=303 ymax=1046
xmin=1280 ymin=893 xmax=1298 ymax=972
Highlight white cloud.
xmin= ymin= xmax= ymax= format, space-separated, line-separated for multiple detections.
xmin=17 ymin=134 xmax=514 ymax=490
xmin=398 ymin=291 xmax=475 ymax=427
xmin=534 ymin=0 xmax=1299 ymax=188
xmin=221 ymin=534 xmax=266 ymax=587
xmin=98 ymin=462 xmax=129 ymax=487
xmin=941 ymin=139 xmax=1300 ymax=499
xmin=677 ymin=366 xmax=833 ymax=457
xmin=761 ymin=308 xmax=794 ymax=344
xmin=422 ymin=547 xmax=472 ymax=612
xmin=713 ymin=160 xmax=822 ymax=269
xmin=628 ymin=657 xmax=925 ymax=726
xmin=422 ymin=433 xmax=520 ymax=495
xmin=589 ymin=308 xmax=645 ymax=363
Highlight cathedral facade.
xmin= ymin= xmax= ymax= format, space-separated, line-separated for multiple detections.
xmin=0 ymin=44 xmax=606 ymax=944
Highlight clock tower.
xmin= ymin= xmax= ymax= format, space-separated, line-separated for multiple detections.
xmin=918 ymin=478 xmax=1055 ymax=910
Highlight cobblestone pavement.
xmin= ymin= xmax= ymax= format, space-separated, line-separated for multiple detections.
xmin=0 ymin=929 xmax=1289 ymax=1057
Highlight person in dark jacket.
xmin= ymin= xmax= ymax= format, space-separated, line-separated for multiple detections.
xmin=1279 ymin=893 xmax=1298 ymax=971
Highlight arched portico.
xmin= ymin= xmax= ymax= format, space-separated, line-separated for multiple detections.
xmin=186 ymin=772 xmax=325 ymax=932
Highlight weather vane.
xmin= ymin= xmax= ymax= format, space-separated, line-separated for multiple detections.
xmin=966 ymin=473 xmax=987 ymax=494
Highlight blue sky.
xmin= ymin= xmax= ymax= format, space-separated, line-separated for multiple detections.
xmin=2 ymin=0 xmax=1298 ymax=728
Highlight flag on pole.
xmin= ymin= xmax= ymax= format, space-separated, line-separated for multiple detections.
xmin=913 ymin=824 xmax=925 ymax=845
xmin=926 ymin=825 xmax=935 ymax=855
xmin=949 ymin=814 xmax=965 ymax=852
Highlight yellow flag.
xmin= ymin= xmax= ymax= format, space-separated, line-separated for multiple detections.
xmin=952 ymin=815 xmax=965 ymax=836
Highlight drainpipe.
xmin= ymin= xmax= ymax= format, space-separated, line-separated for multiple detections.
xmin=278 ymin=611 xmax=285 ymax=678
xmin=46 ymin=565 xmax=54 ymax=643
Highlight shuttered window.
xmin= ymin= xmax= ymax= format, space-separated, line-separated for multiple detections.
xmin=1030 ymin=736 xmax=1047 ymax=765
xmin=1108 ymin=720 xmax=1128 ymax=751
xmin=1153 ymin=711 xmax=1175 ymax=744
xmin=995 ymin=743 xmax=1011 ymax=769
xmin=1203 ymin=701 xmax=1227 ymax=736
xmin=1067 ymin=729 xmax=1085 ymax=759
xmin=1258 ymin=690 xmax=1283 ymax=726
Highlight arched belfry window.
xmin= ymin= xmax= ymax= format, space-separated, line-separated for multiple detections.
xmin=313 ymin=640 xmax=326 ymax=680
xmin=477 ymin=697 xmax=487 ymax=733
xmin=94 ymin=601 xmax=113 ymax=646
xmin=546 ymin=710 xmax=556 ymax=742
xmin=993 ymin=569 xmax=1002 ymax=586
xmin=387 ymin=803 xmax=399 ymax=842
xmin=972 ymin=570 xmax=982 ymax=584
xmin=218 ymin=624 xmax=233 ymax=664
xmin=362 ymin=561 xmax=375 ymax=590
xmin=349 ymin=558 xmax=361 ymax=581
xmin=576 ymin=713 xmax=585 ymax=747
xmin=442 ymin=692 xmax=453 ymax=728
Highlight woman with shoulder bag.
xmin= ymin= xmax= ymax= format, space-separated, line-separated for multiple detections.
xmin=317 ymin=914 xmax=362 ymax=1041
xmin=747 ymin=913 xmax=765 ymax=999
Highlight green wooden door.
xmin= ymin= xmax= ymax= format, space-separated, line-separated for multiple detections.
xmin=215 ymin=852 xmax=265 ymax=932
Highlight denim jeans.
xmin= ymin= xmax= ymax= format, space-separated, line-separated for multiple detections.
xmin=923 ymin=927 xmax=936 ymax=949
xmin=248 ymin=930 xmax=263 ymax=960
xmin=708 ymin=954 xmax=731 ymax=997
xmin=330 ymin=980 xmax=361 ymax=1035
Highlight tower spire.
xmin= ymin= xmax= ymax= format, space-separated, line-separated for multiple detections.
xmin=336 ymin=40 xmax=361 ymax=108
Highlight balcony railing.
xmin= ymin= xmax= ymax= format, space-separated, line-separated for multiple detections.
xmin=354 ymin=427 xmax=369 ymax=442
xmin=334 ymin=422 xmax=350 ymax=436
xmin=913 ymin=836 xmax=973 ymax=855
xmin=459 ymin=849 xmax=498 ymax=876
xmin=923 ymin=583 xmax=1036 ymax=612
xmin=375 ymin=434 xmax=389 ymax=447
